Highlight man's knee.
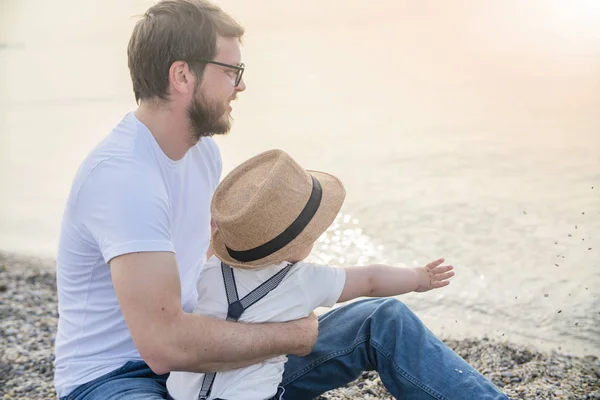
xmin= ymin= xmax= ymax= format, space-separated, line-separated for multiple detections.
xmin=356 ymin=297 xmax=410 ymax=320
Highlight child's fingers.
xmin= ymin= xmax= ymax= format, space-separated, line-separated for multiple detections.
xmin=431 ymin=265 xmax=453 ymax=274
xmin=433 ymin=271 xmax=455 ymax=281
xmin=426 ymin=258 xmax=445 ymax=270
xmin=433 ymin=280 xmax=450 ymax=288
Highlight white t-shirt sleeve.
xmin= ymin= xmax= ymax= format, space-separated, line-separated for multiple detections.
xmin=75 ymin=158 xmax=174 ymax=264
xmin=298 ymin=262 xmax=346 ymax=310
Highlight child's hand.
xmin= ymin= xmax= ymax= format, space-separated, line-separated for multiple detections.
xmin=415 ymin=258 xmax=454 ymax=292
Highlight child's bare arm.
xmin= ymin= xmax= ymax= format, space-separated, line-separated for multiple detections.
xmin=338 ymin=258 xmax=454 ymax=303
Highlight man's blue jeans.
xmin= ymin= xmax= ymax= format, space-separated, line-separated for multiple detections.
xmin=60 ymin=298 xmax=509 ymax=400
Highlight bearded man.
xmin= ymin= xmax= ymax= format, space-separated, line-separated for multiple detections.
xmin=53 ymin=1 xmax=508 ymax=399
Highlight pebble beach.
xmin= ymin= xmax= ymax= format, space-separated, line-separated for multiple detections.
xmin=1 ymin=253 xmax=599 ymax=400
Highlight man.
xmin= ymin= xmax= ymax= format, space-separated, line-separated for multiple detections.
xmin=53 ymin=1 xmax=509 ymax=399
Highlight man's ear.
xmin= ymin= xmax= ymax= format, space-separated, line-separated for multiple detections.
xmin=168 ymin=61 xmax=195 ymax=96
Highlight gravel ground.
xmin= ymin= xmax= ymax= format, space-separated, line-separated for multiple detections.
xmin=1 ymin=255 xmax=599 ymax=400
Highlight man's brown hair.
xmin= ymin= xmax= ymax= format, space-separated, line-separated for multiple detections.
xmin=127 ymin=0 xmax=244 ymax=103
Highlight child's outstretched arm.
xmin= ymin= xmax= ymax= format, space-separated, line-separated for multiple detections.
xmin=338 ymin=258 xmax=454 ymax=303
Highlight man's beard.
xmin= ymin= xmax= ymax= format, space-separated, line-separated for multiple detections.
xmin=187 ymin=91 xmax=232 ymax=142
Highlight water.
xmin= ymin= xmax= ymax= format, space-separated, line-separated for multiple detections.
xmin=1 ymin=0 xmax=599 ymax=356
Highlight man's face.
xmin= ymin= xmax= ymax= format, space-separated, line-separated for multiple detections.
xmin=188 ymin=36 xmax=246 ymax=142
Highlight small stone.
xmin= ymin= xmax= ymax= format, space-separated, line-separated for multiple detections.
xmin=0 ymin=361 xmax=10 ymax=374
xmin=7 ymin=256 xmax=600 ymax=400
xmin=544 ymin=294 xmax=549 ymax=297
xmin=558 ymin=310 xmax=562 ymax=313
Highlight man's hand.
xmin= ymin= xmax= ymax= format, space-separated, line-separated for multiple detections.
xmin=415 ymin=258 xmax=455 ymax=292
xmin=111 ymin=251 xmax=318 ymax=374
xmin=290 ymin=312 xmax=319 ymax=356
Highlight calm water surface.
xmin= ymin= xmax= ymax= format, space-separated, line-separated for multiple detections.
xmin=1 ymin=0 xmax=599 ymax=355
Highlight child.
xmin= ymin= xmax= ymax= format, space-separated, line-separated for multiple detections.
xmin=167 ymin=149 xmax=454 ymax=400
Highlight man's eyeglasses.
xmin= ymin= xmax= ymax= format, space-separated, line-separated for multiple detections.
xmin=189 ymin=59 xmax=245 ymax=87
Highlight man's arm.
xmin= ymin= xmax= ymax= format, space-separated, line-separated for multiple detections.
xmin=338 ymin=258 xmax=454 ymax=303
xmin=111 ymin=251 xmax=317 ymax=375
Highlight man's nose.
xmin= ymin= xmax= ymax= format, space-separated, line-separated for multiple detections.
xmin=235 ymin=77 xmax=246 ymax=92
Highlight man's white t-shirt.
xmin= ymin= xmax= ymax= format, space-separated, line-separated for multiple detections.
xmin=167 ymin=256 xmax=346 ymax=400
xmin=53 ymin=112 xmax=222 ymax=397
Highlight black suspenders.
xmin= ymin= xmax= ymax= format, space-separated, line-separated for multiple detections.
xmin=197 ymin=262 xmax=293 ymax=400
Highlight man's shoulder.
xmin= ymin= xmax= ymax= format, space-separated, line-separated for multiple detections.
xmin=83 ymin=113 xmax=155 ymax=173
xmin=73 ymin=151 xmax=160 ymax=201
xmin=70 ymin=114 xmax=163 ymax=201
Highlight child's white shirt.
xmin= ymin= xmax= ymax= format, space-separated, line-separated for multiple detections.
xmin=167 ymin=256 xmax=346 ymax=400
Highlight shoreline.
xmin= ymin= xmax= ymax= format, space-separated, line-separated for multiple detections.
xmin=1 ymin=253 xmax=599 ymax=399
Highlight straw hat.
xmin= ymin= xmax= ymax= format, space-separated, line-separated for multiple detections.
xmin=210 ymin=149 xmax=346 ymax=268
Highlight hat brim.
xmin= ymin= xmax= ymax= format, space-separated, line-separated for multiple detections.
xmin=210 ymin=170 xmax=346 ymax=268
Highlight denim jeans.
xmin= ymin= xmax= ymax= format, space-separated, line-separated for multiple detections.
xmin=60 ymin=298 xmax=509 ymax=400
